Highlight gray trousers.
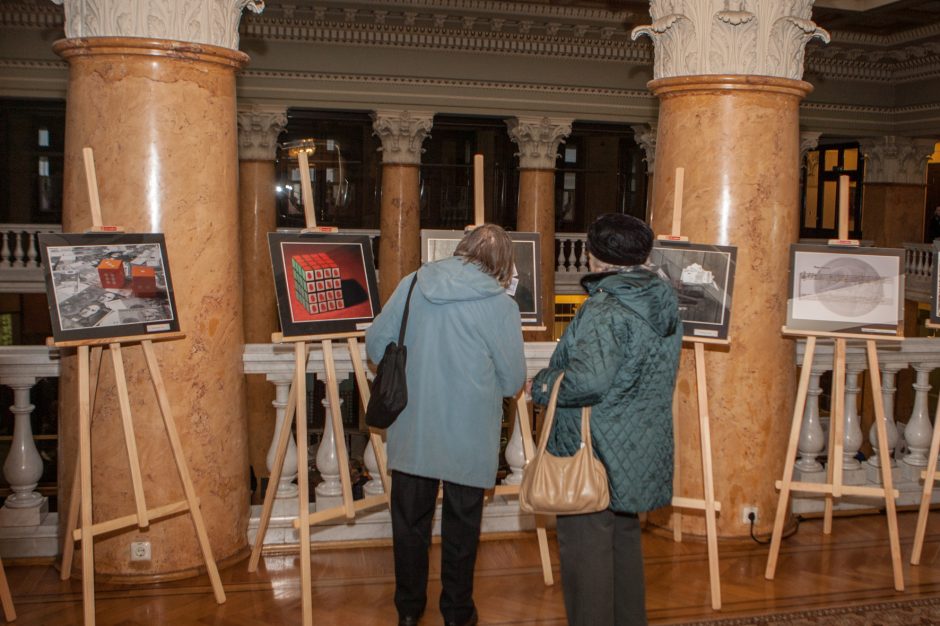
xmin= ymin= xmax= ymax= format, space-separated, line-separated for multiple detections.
xmin=556 ymin=509 xmax=647 ymax=626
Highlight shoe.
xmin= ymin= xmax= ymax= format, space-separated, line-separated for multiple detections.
xmin=444 ymin=609 xmax=478 ymax=626
xmin=398 ymin=616 xmax=420 ymax=626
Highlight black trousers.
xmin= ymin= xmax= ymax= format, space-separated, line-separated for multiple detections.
xmin=390 ymin=470 xmax=484 ymax=624
xmin=556 ymin=509 xmax=647 ymax=626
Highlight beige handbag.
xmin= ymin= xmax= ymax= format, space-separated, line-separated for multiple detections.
xmin=519 ymin=373 xmax=610 ymax=516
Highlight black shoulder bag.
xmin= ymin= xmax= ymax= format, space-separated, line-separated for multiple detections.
xmin=365 ymin=273 xmax=419 ymax=429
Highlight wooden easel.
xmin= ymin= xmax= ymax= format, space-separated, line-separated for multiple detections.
xmin=58 ymin=148 xmax=226 ymax=624
xmin=469 ymin=152 xmax=553 ymax=585
xmin=247 ymin=149 xmax=392 ymax=626
xmin=0 ymin=555 xmax=12 ymax=621
xmin=659 ymin=167 xmax=723 ymax=610
xmin=910 ymin=323 xmax=940 ymax=564
xmin=764 ymin=175 xmax=905 ymax=591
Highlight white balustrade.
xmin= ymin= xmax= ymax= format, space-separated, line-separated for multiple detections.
xmin=0 ymin=224 xmax=62 ymax=293
xmin=796 ymin=366 xmax=825 ymax=472
xmin=0 ymin=347 xmax=59 ymax=528
xmin=266 ymin=375 xmax=298 ymax=499
xmin=842 ymin=364 xmax=865 ymax=470
xmin=315 ymin=395 xmax=344 ymax=504
xmin=904 ymin=364 xmax=935 ymax=467
xmin=868 ymin=363 xmax=902 ymax=468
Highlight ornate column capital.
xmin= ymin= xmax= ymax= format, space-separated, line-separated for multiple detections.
xmin=506 ymin=116 xmax=573 ymax=170
xmin=631 ymin=0 xmax=829 ymax=80
xmin=50 ymin=0 xmax=264 ymax=50
xmin=370 ymin=110 xmax=434 ymax=166
xmin=858 ymin=136 xmax=937 ymax=185
xmin=237 ymin=105 xmax=287 ymax=161
xmin=800 ymin=131 xmax=822 ymax=162
xmin=631 ymin=123 xmax=657 ymax=174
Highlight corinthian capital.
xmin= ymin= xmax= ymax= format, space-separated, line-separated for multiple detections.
xmin=631 ymin=123 xmax=657 ymax=174
xmin=50 ymin=0 xmax=264 ymax=50
xmin=371 ymin=110 xmax=434 ymax=166
xmin=506 ymin=117 xmax=573 ymax=170
xmin=631 ymin=0 xmax=829 ymax=81
xmin=858 ymin=136 xmax=936 ymax=185
xmin=237 ymin=106 xmax=287 ymax=161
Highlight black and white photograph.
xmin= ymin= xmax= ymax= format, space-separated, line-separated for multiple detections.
xmin=788 ymin=244 xmax=904 ymax=336
xmin=421 ymin=229 xmax=542 ymax=326
xmin=38 ymin=232 xmax=180 ymax=343
xmin=649 ymin=241 xmax=737 ymax=340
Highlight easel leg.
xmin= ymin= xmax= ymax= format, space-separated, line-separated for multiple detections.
xmin=866 ymin=341 xmax=904 ymax=591
xmin=515 ymin=393 xmax=554 ymax=586
xmin=693 ymin=343 xmax=721 ymax=610
xmin=0 ymin=556 xmax=14 ymax=622
xmin=249 ymin=381 xmax=298 ymax=572
xmin=141 ymin=341 xmax=226 ymax=603
xmin=78 ymin=345 xmax=96 ymax=625
xmin=766 ymin=336 xmax=817 ymax=580
xmin=671 ymin=384 xmax=682 ymax=543
xmin=911 ymin=376 xmax=940 ymax=565
xmin=109 ymin=343 xmax=149 ymax=527
xmin=61 ymin=345 xmax=103 ymax=580
xmin=295 ymin=343 xmax=314 ymax=626
xmin=346 ymin=337 xmax=391 ymax=494
xmin=824 ymin=338 xmax=847 ymax=534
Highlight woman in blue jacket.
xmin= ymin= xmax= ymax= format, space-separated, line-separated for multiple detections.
xmin=531 ymin=214 xmax=682 ymax=626
xmin=366 ymin=224 xmax=526 ymax=626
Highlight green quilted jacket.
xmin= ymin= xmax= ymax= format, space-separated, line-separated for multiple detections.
xmin=531 ymin=268 xmax=682 ymax=513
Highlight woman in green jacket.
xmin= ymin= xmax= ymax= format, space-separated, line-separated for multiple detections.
xmin=531 ymin=214 xmax=682 ymax=626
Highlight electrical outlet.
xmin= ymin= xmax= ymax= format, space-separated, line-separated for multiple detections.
xmin=742 ymin=506 xmax=759 ymax=525
xmin=130 ymin=541 xmax=151 ymax=561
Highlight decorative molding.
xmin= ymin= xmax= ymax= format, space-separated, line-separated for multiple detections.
xmin=858 ymin=136 xmax=937 ymax=185
xmin=506 ymin=116 xmax=573 ymax=170
xmin=49 ymin=0 xmax=265 ymax=50
xmin=800 ymin=131 xmax=822 ymax=161
xmin=370 ymin=110 xmax=434 ymax=166
xmin=631 ymin=123 xmax=656 ymax=174
xmin=236 ymin=106 xmax=287 ymax=161
xmin=630 ymin=0 xmax=830 ymax=80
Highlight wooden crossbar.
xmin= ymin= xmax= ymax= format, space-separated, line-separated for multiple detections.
xmin=72 ymin=499 xmax=192 ymax=541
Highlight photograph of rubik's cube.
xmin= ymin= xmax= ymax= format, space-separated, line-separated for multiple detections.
xmin=268 ymin=233 xmax=380 ymax=338
xmin=292 ymin=253 xmax=345 ymax=315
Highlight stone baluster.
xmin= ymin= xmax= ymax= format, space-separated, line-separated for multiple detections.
xmin=796 ymin=365 xmax=826 ymax=473
xmin=503 ymin=403 xmax=526 ymax=485
xmin=842 ymin=363 xmax=865 ymax=470
xmin=0 ymin=378 xmax=48 ymax=526
xmin=557 ymin=238 xmax=567 ymax=273
xmin=576 ymin=239 xmax=588 ymax=273
xmin=361 ymin=372 xmax=385 ymax=497
xmin=867 ymin=363 xmax=902 ymax=469
xmin=903 ymin=364 xmax=934 ymax=467
xmin=24 ymin=232 xmax=40 ymax=269
xmin=315 ymin=391 xmax=345 ymax=509
xmin=265 ymin=375 xmax=298 ymax=501
xmin=11 ymin=233 xmax=24 ymax=268
xmin=0 ymin=232 xmax=9 ymax=268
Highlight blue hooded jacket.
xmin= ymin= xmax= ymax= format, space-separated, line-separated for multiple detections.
xmin=366 ymin=256 xmax=526 ymax=489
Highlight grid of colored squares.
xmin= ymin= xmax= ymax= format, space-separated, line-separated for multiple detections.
xmin=291 ymin=253 xmax=345 ymax=314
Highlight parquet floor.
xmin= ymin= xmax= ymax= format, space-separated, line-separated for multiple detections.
xmin=6 ymin=509 xmax=940 ymax=625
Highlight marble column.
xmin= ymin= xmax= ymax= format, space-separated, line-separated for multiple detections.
xmin=237 ymin=106 xmax=287 ymax=496
xmin=371 ymin=110 xmax=433 ymax=304
xmin=52 ymin=0 xmax=263 ymax=580
xmin=507 ymin=117 xmax=572 ymax=341
xmin=633 ymin=0 xmax=829 ymax=537
xmin=858 ymin=136 xmax=935 ymax=247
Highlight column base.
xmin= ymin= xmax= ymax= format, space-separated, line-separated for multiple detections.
xmin=0 ymin=497 xmax=48 ymax=527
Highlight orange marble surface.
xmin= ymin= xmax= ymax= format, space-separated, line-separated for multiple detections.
xmin=378 ymin=164 xmax=421 ymax=305
xmin=861 ymin=183 xmax=927 ymax=248
xmin=239 ymin=160 xmax=278 ymax=483
xmin=647 ymin=75 xmax=812 ymax=538
xmin=54 ymin=37 xmax=250 ymax=578
xmin=517 ymin=169 xmax=556 ymax=342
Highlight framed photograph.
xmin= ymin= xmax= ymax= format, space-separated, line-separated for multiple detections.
xmin=268 ymin=232 xmax=380 ymax=337
xmin=787 ymin=244 xmax=904 ymax=336
xmin=649 ymin=241 xmax=737 ymax=340
xmin=420 ymin=229 xmax=542 ymax=326
xmin=38 ymin=232 xmax=180 ymax=343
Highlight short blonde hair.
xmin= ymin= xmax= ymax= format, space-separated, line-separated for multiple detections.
xmin=454 ymin=223 xmax=514 ymax=287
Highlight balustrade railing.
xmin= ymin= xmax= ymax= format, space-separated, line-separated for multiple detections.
xmin=0 ymin=224 xmax=61 ymax=293
xmin=904 ymin=242 xmax=933 ymax=303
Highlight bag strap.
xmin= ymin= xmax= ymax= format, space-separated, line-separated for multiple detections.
xmin=533 ymin=372 xmax=593 ymax=456
xmin=397 ymin=273 xmax=419 ymax=346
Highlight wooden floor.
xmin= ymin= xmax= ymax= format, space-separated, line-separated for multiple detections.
xmin=7 ymin=509 xmax=940 ymax=625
